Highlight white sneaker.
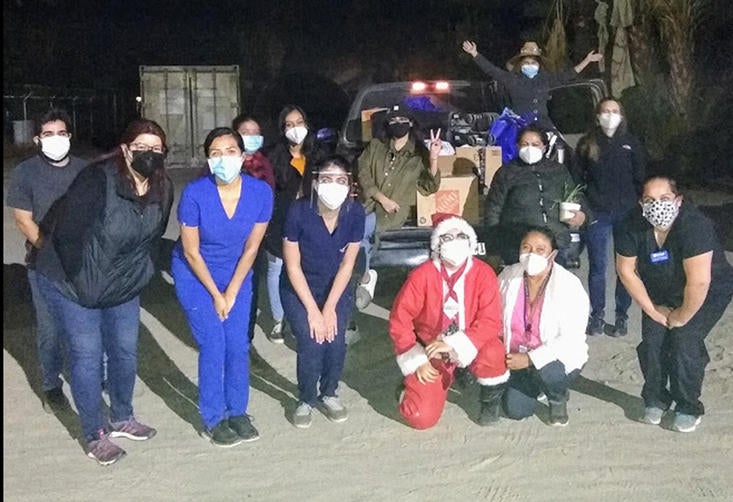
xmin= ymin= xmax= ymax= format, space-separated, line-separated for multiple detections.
xmin=355 ymin=269 xmax=378 ymax=310
xmin=319 ymin=396 xmax=348 ymax=423
xmin=293 ymin=402 xmax=313 ymax=429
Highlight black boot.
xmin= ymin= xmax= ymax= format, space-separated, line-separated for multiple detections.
xmin=478 ymin=384 xmax=505 ymax=426
xmin=549 ymin=400 xmax=569 ymax=427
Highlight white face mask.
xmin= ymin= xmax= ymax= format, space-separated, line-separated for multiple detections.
xmin=518 ymin=145 xmax=544 ymax=165
xmin=598 ymin=112 xmax=622 ymax=135
xmin=519 ymin=252 xmax=550 ymax=276
xmin=40 ymin=135 xmax=71 ymax=161
xmin=207 ymin=155 xmax=242 ymax=184
xmin=317 ymin=182 xmax=349 ymax=210
xmin=440 ymin=239 xmax=473 ymax=267
xmin=285 ymin=125 xmax=308 ymax=145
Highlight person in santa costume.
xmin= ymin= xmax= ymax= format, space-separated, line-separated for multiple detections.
xmin=388 ymin=213 xmax=509 ymax=429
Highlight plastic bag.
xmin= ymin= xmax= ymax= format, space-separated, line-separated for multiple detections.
xmin=489 ymin=108 xmax=536 ymax=164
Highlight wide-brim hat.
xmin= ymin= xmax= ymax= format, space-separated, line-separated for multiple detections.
xmin=506 ymin=41 xmax=545 ymax=71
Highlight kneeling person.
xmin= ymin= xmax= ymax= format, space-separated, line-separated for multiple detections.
xmin=389 ymin=214 xmax=509 ymax=429
xmin=498 ymin=227 xmax=589 ymax=426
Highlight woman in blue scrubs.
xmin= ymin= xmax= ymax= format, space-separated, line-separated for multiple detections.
xmin=281 ymin=155 xmax=365 ymax=429
xmin=172 ymin=127 xmax=273 ymax=447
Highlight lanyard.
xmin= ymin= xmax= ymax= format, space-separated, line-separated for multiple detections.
xmin=523 ymin=272 xmax=551 ymax=335
xmin=531 ymin=168 xmax=548 ymax=224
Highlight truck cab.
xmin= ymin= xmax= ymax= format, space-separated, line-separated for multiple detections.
xmin=339 ymin=78 xmax=607 ymax=269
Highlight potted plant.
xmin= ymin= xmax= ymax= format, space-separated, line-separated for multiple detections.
xmin=557 ymin=182 xmax=585 ymax=222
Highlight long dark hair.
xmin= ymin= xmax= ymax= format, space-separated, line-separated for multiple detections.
xmin=277 ymin=104 xmax=314 ymax=152
xmin=309 ymin=154 xmax=356 ymax=211
xmin=577 ymin=97 xmax=628 ymax=162
xmin=92 ymin=119 xmax=170 ymax=202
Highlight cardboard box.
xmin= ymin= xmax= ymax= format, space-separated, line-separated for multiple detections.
xmin=416 ymin=175 xmax=479 ymax=226
xmin=360 ymin=108 xmax=388 ymax=142
xmin=435 ymin=146 xmax=503 ymax=183
xmin=483 ymin=145 xmax=503 ymax=188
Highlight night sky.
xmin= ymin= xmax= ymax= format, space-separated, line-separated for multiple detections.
xmin=4 ymin=0 xmax=733 ymax=143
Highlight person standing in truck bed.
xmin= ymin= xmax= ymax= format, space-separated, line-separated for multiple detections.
xmin=461 ymin=40 xmax=603 ymax=131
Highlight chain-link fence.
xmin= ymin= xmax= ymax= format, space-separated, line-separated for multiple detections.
xmin=3 ymin=85 xmax=136 ymax=149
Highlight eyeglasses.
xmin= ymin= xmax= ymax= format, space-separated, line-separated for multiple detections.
xmin=129 ymin=142 xmax=164 ymax=154
xmin=439 ymin=232 xmax=470 ymax=243
xmin=40 ymin=131 xmax=70 ymax=138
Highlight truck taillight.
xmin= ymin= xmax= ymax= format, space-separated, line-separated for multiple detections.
xmin=434 ymin=81 xmax=450 ymax=92
xmin=410 ymin=81 xmax=427 ymax=92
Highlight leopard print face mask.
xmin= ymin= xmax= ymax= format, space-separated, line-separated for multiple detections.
xmin=642 ymin=199 xmax=679 ymax=229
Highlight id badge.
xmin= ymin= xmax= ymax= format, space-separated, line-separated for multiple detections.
xmin=649 ymin=250 xmax=670 ymax=264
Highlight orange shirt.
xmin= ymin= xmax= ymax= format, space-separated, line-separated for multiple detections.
xmin=290 ymin=156 xmax=306 ymax=176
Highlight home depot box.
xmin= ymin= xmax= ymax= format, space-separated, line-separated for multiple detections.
xmin=416 ymin=175 xmax=479 ymax=226
xmin=436 ymin=146 xmax=503 ymax=187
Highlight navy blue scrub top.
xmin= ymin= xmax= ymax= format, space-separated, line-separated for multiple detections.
xmin=281 ymin=197 xmax=365 ymax=297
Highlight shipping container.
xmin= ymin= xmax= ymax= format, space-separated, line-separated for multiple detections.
xmin=139 ymin=65 xmax=240 ymax=167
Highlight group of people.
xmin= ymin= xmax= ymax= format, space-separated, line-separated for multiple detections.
xmin=7 ymin=39 xmax=732 ymax=467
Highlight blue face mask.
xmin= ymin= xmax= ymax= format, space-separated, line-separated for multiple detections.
xmin=521 ymin=64 xmax=540 ymax=79
xmin=207 ymin=155 xmax=242 ymax=184
xmin=241 ymin=134 xmax=263 ymax=154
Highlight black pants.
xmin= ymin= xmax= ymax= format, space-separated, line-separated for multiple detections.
xmin=637 ymin=291 xmax=731 ymax=416
xmin=503 ymin=360 xmax=581 ymax=419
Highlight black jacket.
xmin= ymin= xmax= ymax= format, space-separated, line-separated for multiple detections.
xmin=263 ymin=138 xmax=326 ymax=258
xmin=486 ymin=157 xmax=590 ymax=248
xmin=572 ymin=129 xmax=645 ymax=215
xmin=473 ymin=53 xmax=578 ymax=130
xmin=36 ymin=160 xmax=173 ymax=308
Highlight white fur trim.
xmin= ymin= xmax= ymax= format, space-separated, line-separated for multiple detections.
xmin=443 ymin=330 xmax=478 ymax=367
xmin=430 ymin=217 xmax=478 ymax=253
xmin=476 ymin=370 xmax=510 ymax=386
xmin=396 ymin=344 xmax=429 ymax=376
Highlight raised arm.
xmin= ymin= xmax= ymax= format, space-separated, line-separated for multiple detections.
xmin=462 ymin=40 xmax=513 ymax=87
xmin=573 ymin=50 xmax=604 ymax=74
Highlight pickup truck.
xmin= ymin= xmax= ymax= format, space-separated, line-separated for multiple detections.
xmin=338 ymin=78 xmax=608 ymax=270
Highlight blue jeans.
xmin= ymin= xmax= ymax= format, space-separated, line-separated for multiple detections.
xmin=503 ymin=361 xmax=580 ymax=419
xmin=266 ymin=251 xmax=284 ymax=322
xmin=585 ymin=212 xmax=632 ymax=320
xmin=281 ymin=285 xmax=351 ymax=406
xmin=360 ymin=212 xmax=377 ymax=273
xmin=37 ymin=273 xmax=140 ymax=442
xmin=174 ymin=275 xmax=253 ymax=430
xmin=27 ymin=268 xmax=65 ymax=391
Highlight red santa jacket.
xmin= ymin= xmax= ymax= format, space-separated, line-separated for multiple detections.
xmin=389 ymin=257 xmax=503 ymax=375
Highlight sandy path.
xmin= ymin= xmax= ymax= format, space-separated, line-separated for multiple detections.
xmin=4 ymin=167 xmax=732 ymax=501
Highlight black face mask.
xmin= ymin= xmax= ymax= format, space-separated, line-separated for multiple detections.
xmin=130 ymin=150 xmax=165 ymax=178
xmin=386 ymin=122 xmax=411 ymax=139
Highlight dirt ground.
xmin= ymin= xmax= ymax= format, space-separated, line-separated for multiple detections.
xmin=4 ymin=162 xmax=733 ymax=502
